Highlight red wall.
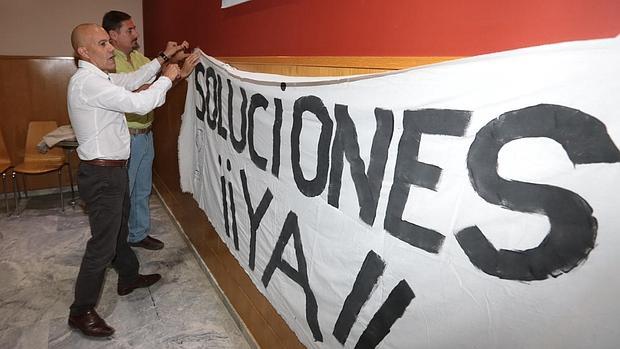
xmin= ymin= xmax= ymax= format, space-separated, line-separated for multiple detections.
xmin=143 ymin=0 xmax=620 ymax=57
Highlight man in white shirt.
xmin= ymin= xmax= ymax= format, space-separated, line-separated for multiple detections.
xmin=66 ymin=23 xmax=185 ymax=337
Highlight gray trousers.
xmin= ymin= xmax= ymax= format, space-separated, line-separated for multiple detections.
xmin=70 ymin=162 xmax=139 ymax=316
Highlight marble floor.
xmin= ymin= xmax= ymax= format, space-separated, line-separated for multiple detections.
xmin=0 ymin=192 xmax=253 ymax=349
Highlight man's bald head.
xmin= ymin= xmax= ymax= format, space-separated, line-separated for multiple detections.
xmin=70 ymin=23 xmax=116 ymax=72
xmin=71 ymin=23 xmax=101 ymax=52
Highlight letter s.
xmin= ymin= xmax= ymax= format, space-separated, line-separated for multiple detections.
xmin=457 ymin=104 xmax=620 ymax=281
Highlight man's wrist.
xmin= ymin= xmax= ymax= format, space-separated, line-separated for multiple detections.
xmin=158 ymin=51 xmax=170 ymax=62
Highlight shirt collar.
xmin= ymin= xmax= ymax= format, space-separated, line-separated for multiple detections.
xmin=114 ymin=48 xmax=128 ymax=60
xmin=77 ymin=60 xmax=110 ymax=80
xmin=114 ymin=48 xmax=140 ymax=61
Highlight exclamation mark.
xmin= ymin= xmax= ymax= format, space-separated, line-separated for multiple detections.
xmin=332 ymin=250 xmax=415 ymax=348
xmin=219 ymin=155 xmax=230 ymax=237
xmin=332 ymin=250 xmax=385 ymax=344
xmin=226 ymin=159 xmax=239 ymax=250
xmin=355 ymin=280 xmax=415 ymax=349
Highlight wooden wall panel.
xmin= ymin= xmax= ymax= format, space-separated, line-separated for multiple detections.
xmin=151 ymin=56 xmax=453 ymax=348
xmin=0 ymin=56 xmax=78 ymax=192
xmin=219 ymin=56 xmax=456 ymax=76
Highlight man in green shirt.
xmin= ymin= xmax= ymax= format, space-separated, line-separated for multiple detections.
xmin=102 ymin=10 xmax=196 ymax=250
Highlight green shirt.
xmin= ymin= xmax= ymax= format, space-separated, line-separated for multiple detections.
xmin=113 ymin=49 xmax=154 ymax=129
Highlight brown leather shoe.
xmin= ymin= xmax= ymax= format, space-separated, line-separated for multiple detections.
xmin=68 ymin=309 xmax=115 ymax=337
xmin=128 ymin=236 xmax=164 ymax=250
xmin=118 ymin=273 xmax=162 ymax=296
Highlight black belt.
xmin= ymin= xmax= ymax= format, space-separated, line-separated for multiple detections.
xmin=82 ymin=159 xmax=128 ymax=167
xmin=128 ymin=125 xmax=152 ymax=135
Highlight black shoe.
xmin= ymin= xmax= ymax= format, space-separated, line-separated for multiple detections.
xmin=128 ymin=236 xmax=164 ymax=250
xmin=68 ymin=309 xmax=115 ymax=337
xmin=117 ymin=273 xmax=162 ymax=296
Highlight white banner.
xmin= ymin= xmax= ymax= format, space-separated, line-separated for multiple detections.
xmin=179 ymin=37 xmax=620 ymax=348
xmin=221 ymin=0 xmax=251 ymax=8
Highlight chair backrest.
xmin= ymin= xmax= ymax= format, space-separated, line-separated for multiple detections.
xmin=23 ymin=121 xmax=65 ymax=163
xmin=0 ymin=129 xmax=12 ymax=170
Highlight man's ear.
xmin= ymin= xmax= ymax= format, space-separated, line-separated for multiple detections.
xmin=77 ymin=47 xmax=89 ymax=60
xmin=109 ymin=30 xmax=119 ymax=43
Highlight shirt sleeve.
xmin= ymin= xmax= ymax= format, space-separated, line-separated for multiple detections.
xmin=81 ymin=74 xmax=173 ymax=115
xmin=109 ymin=59 xmax=162 ymax=91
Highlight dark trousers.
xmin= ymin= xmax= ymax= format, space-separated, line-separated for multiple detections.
xmin=70 ymin=162 xmax=139 ymax=316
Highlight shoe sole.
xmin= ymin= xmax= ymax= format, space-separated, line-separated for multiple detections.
xmin=117 ymin=275 xmax=162 ymax=296
xmin=117 ymin=288 xmax=134 ymax=296
xmin=128 ymin=243 xmax=164 ymax=250
xmin=68 ymin=319 xmax=114 ymax=337
xmin=128 ymin=245 xmax=164 ymax=250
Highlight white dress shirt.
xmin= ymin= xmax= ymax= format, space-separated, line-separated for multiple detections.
xmin=67 ymin=59 xmax=172 ymax=160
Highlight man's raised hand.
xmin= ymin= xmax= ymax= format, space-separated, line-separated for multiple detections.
xmin=180 ymin=52 xmax=200 ymax=79
xmin=162 ymin=63 xmax=181 ymax=81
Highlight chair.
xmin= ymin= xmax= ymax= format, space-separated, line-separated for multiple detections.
xmin=0 ymin=130 xmax=16 ymax=216
xmin=13 ymin=121 xmax=75 ymax=213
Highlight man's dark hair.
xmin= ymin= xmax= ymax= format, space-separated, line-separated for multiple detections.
xmin=102 ymin=10 xmax=131 ymax=32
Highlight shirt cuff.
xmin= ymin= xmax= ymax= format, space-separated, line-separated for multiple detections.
xmin=147 ymin=58 xmax=162 ymax=76
xmin=157 ymin=76 xmax=173 ymax=90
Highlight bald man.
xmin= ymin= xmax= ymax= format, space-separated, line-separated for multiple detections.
xmin=66 ymin=23 xmax=185 ymax=337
